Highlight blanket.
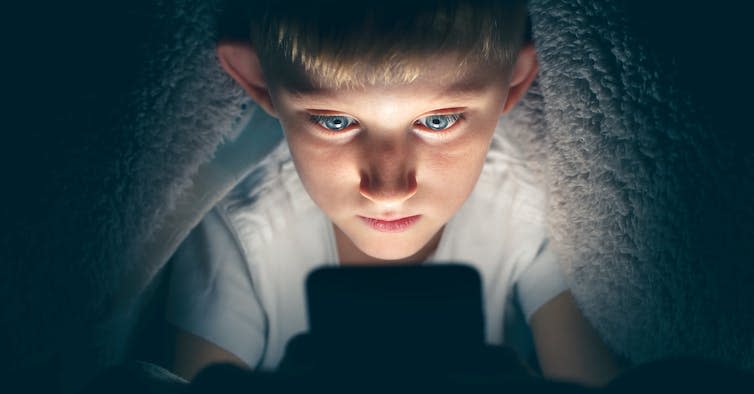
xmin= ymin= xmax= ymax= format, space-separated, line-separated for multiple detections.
xmin=2 ymin=0 xmax=752 ymax=391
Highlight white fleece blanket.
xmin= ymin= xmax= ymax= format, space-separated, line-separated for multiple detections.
xmin=3 ymin=0 xmax=752 ymax=391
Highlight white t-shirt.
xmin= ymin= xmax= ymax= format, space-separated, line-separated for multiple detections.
xmin=166 ymin=122 xmax=568 ymax=371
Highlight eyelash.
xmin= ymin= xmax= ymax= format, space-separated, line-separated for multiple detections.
xmin=414 ymin=113 xmax=465 ymax=133
xmin=308 ymin=114 xmax=359 ymax=134
xmin=308 ymin=113 xmax=466 ymax=135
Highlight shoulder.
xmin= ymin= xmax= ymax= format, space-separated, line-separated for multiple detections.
xmin=214 ymin=141 xmax=320 ymax=250
xmin=204 ymin=141 xmax=334 ymax=273
xmin=220 ymin=140 xmax=303 ymax=214
xmin=470 ymin=126 xmax=550 ymax=229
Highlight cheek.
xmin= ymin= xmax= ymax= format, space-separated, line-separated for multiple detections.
xmin=284 ymin=132 xmax=357 ymax=209
xmin=419 ymin=134 xmax=492 ymax=208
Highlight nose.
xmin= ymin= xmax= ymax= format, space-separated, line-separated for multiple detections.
xmin=359 ymin=137 xmax=418 ymax=206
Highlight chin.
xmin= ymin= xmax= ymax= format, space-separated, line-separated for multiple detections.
xmin=369 ymin=250 xmax=417 ymax=263
xmin=357 ymin=239 xmax=428 ymax=263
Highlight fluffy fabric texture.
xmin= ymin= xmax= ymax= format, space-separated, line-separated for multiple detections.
xmin=529 ymin=0 xmax=753 ymax=368
xmin=2 ymin=0 xmax=752 ymax=391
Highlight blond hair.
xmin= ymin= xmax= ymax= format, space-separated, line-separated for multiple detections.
xmin=238 ymin=0 xmax=528 ymax=90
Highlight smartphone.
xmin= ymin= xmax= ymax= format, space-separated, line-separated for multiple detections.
xmin=305 ymin=264 xmax=484 ymax=350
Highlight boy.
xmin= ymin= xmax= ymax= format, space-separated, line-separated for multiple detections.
xmin=166 ymin=0 xmax=622 ymax=387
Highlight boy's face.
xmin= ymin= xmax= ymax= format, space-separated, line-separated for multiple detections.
xmin=267 ymin=56 xmax=514 ymax=262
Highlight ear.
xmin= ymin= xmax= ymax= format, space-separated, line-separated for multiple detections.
xmin=216 ymin=39 xmax=278 ymax=117
xmin=502 ymin=43 xmax=539 ymax=114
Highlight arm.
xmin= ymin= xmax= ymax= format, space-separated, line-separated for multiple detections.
xmin=172 ymin=325 xmax=250 ymax=381
xmin=529 ymin=290 xmax=623 ymax=387
xmin=166 ymin=209 xmax=267 ymax=381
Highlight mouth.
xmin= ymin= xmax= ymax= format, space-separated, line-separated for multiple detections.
xmin=359 ymin=215 xmax=421 ymax=233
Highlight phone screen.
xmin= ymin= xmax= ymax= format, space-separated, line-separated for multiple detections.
xmin=305 ymin=264 xmax=484 ymax=349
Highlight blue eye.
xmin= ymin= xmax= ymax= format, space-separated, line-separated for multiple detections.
xmin=310 ymin=115 xmax=356 ymax=131
xmin=417 ymin=114 xmax=462 ymax=131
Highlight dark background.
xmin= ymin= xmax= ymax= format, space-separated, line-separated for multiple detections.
xmin=624 ymin=0 xmax=752 ymax=142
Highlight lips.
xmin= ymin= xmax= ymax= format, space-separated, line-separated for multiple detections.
xmin=359 ymin=215 xmax=421 ymax=233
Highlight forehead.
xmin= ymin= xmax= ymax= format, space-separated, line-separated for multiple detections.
xmin=275 ymin=56 xmax=510 ymax=106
